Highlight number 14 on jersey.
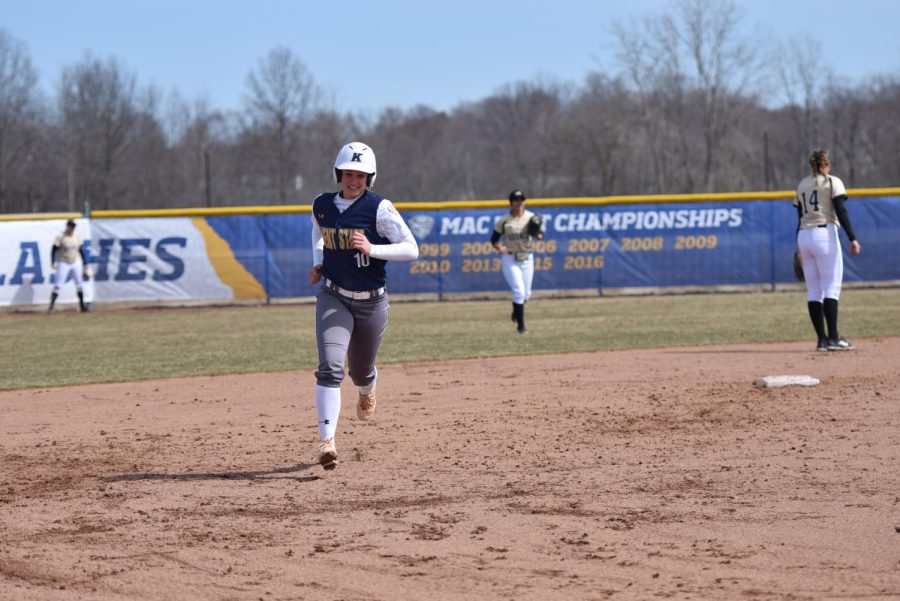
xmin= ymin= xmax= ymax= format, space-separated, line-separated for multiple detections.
xmin=799 ymin=190 xmax=820 ymax=214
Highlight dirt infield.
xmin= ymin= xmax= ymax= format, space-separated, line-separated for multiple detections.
xmin=2 ymin=338 xmax=899 ymax=600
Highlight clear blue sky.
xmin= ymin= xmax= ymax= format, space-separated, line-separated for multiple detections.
xmin=4 ymin=0 xmax=899 ymax=115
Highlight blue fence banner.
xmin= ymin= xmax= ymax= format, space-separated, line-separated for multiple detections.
xmin=203 ymin=196 xmax=898 ymax=299
xmin=3 ymin=195 xmax=898 ymax=306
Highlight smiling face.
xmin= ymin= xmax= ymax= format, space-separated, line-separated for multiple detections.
xmin=340 ymin=170 xmax=368 ymax=200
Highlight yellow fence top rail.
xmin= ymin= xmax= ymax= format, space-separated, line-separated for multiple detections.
xmin=0 ymin=212 xmax=83 ymax=222
xmin=2 ymin=187 xmax=899 ymax=221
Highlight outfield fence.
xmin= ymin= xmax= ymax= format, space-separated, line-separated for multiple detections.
xmin=2 ymin=189 xmax=898 ymax=307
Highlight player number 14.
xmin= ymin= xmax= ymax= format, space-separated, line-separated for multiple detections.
xmin=799 ymin=190 xmax=820 ymax=214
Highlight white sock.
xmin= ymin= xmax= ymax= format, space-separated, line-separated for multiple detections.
xmin=315 ymin=385 xmax=341 ymax=441
xmin=359 ymin=367 xmax=377 ymax=396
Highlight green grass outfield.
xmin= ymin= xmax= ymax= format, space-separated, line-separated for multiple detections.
xmin=2 ymin=288 xmax=899 ymax=391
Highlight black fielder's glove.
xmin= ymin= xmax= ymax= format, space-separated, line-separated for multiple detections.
xmin=793 ymin=250 xmax=804 ymax=282
xmin=526 ymin=214 xmax=543 ymax=237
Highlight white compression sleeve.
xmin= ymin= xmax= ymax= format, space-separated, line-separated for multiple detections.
xmin=368 ymin=239 xmax=418 ymax=260
xmin=311 ymin=213 xmax=324 ymax=266
xmin=370 ymin=200 xmax=419 ymax=261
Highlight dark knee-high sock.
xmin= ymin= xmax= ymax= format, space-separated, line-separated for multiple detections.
xmin=513 ymin=302 xmax=525 ymax=330
xmin=77 ymin=291 xmax=86 ymax=312
xmin=823 ymin=298 xmax=839 ymax=340
xmin=511 ymin=302 xmax=517 ymax=322
xmin=48 ymin=291 xmax=58 ymax=311
xmin=807 ymin=301 xmax=826 ymax=340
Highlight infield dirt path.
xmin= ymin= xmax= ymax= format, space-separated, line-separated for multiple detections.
xmin=2 ymin=338 xmax=899 ymax=600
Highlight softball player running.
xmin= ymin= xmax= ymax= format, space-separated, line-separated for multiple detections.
xmin=491 ymin=190 xmax=543 ymax=334
xmin=308 ymin=142 xmax=419 ymax=470
xmin=48 ymin=219 xmax=90 ymax=313
xmin=794 ymin=149 xmax=861 ymax=352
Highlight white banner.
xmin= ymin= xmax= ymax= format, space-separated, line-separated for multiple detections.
xmin=0 ymin=219 xmax=93 ymax=307
xmin=0 ymin=218 xmax=263 ymax=307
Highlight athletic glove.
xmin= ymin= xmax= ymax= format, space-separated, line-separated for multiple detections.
xmin=526 ymin=214 xmax=543 ymax=237
xmin=793 ymin=250 xmax=804 ymax=282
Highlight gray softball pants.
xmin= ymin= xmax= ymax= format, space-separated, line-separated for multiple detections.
xmin=314 ymin=286 xmax=389 ymax=389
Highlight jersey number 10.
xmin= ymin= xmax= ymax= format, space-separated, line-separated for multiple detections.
xmin=355 ymin=252 xmax=370 ymax=268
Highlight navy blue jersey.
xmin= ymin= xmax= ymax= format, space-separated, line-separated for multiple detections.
xmin=313 ymin=191 xmax=390 ymax=291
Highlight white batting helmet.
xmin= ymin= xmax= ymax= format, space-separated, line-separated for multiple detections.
xmin=334 ymin=142 xmax=377 ymax=186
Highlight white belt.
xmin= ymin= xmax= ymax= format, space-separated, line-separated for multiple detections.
xmin=323 ymin=278 xmax=385 ymax=300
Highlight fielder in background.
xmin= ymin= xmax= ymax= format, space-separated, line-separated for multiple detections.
xmin=308 ymin=142 xmax=419 ymax=471
xmin=491 ymin=189 xmax=544 ymax=334
xmin=48 ymin=219 xmax=91 ymax=313
xmin=794 ymin=149 xmax=861 ymax=352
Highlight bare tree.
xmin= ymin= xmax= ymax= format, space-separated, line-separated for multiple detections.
xmin=776 ymin=38 xmax=832 ymax=175
xmin=865 ymin=77 xmax=900 ymax=185
xmin=560 ymin=74 xmax=632 ymax=196
xmin=366 ymin=105 xmax=463 ymax=202
xmin=471 ymin=80 xmax=566 ymax=198
xmin=119 ymin=85 xmax=171 ymax=208
xmin=0 ymin=28 xmax=39 ymax=213
xmin=165 ymin=94 xmax=231 ymax=207
xmin=58 ymin=54 xmax=138 ymax=210
xmin=613 ymin=12 xmax=699 ymax=192
xmin=440 ymin=106 xmax=483 ymax=200
xmin=824 ymin=80 xmax=873 ymax=184
xmin=614 ymin=0 xmax=767 ymax=192
xmin=4 ymin=19 xmax=900 ymax=213
xmin=298 ymin=105 xmax=357 ymax=198
xmin=244 ymin=46 xmax=319 ymax=203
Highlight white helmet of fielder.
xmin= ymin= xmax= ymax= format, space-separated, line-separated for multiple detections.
xmin=334 ymin=142 xmax=377 ymax=187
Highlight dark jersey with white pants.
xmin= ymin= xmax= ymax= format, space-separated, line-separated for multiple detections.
xmin=312 ymin=190 xmax=390 ymax=292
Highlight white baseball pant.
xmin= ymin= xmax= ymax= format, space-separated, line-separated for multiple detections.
xmin=501 ymin=253 xmax=534 ymax=305
xmin=797 ymin=224 xmax=843 ymax=301
xmin=53 ymin=261 xmax=84 ymax=291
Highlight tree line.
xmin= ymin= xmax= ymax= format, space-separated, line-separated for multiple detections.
xmin=1 ymin=0 xmax=898 ymax=214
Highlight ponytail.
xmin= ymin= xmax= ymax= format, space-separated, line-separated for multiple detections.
xmin=809 ymin=149 xmax=830 ymax=182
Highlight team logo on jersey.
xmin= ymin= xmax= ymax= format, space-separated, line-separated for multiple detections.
xmin=320 ymin=227 xmax=363 ymax=250
xmin=408 ymin=215 xmax=435 ymax=240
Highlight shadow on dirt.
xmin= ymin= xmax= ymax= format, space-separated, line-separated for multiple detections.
xmin=100 ymin=463 xmax=321 ymax=484
xmin=665 ymin=349 xmax=801 ymax=354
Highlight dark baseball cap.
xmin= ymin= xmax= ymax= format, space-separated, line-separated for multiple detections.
xmin=508 ymin=189 xmax=526 ymax=202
